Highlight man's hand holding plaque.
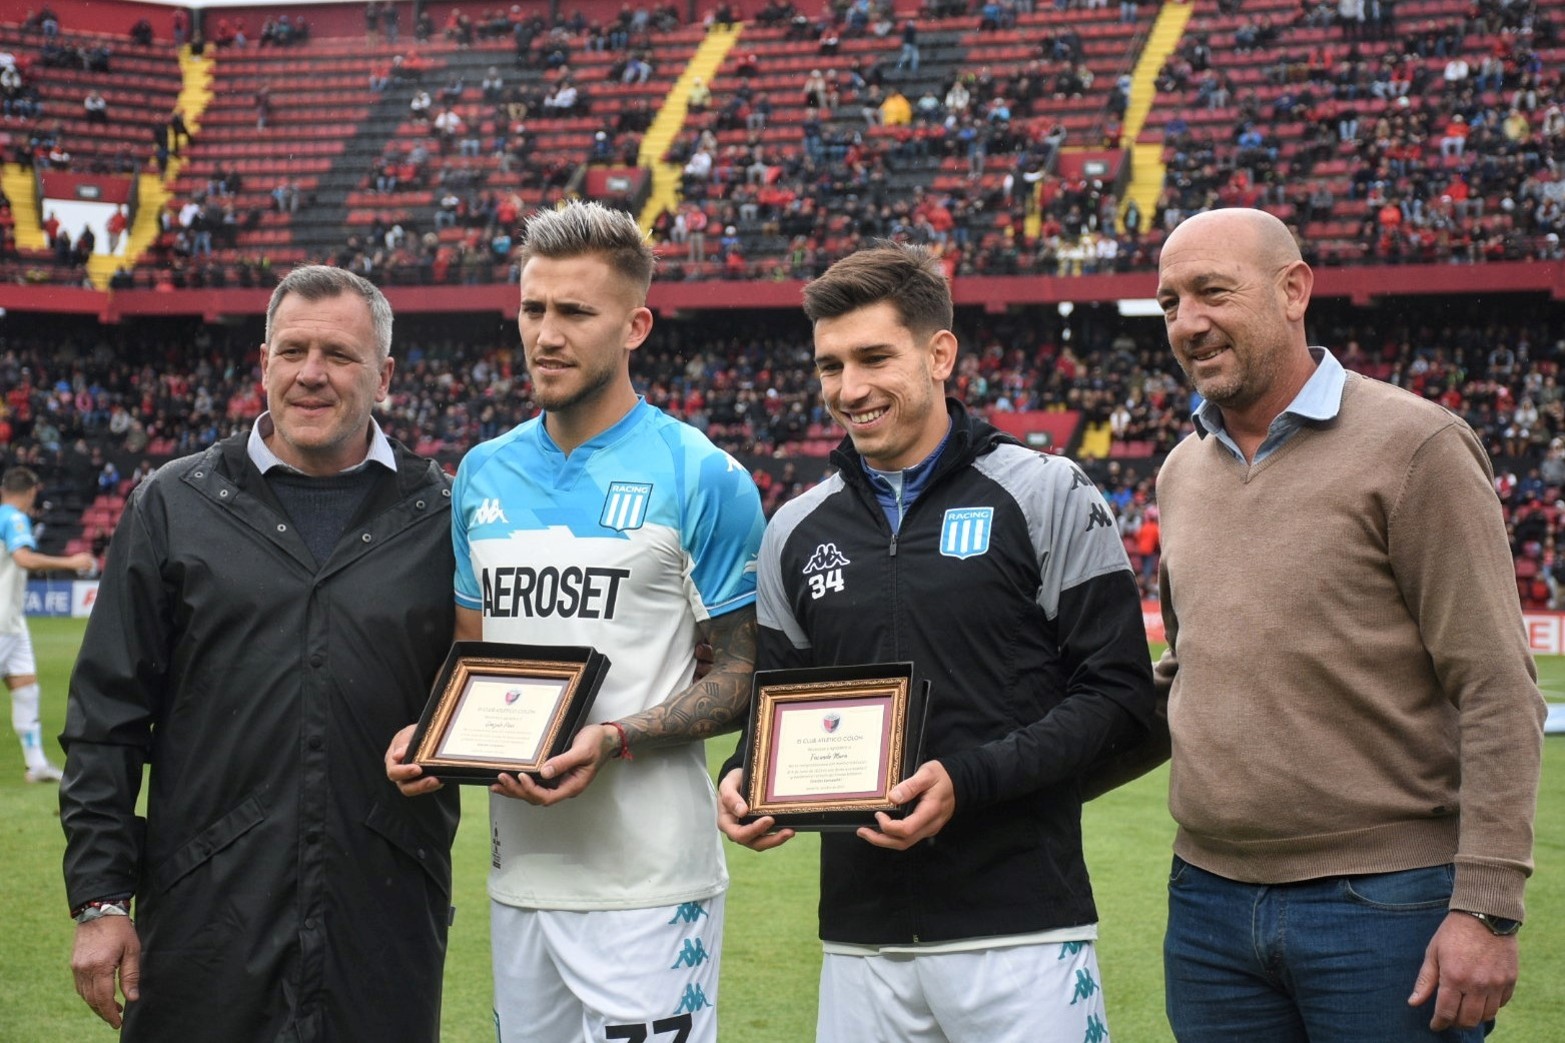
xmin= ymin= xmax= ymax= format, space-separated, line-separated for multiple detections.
xmin=731 ymin=662 xmax=930 ymax=831
xmin=399 ymin=641 xmax=610 ymax=785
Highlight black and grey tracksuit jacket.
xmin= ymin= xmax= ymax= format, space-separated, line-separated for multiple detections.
xmin=726 ymin=399 xmax=1156 ymax=945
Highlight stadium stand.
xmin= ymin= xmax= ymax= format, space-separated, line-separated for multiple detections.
xmin=1 ymin=0 xmax=1562 ymax=614
xmin=4 ymin=296 xmax=1563 ymax=604
xmin=4 ymin=0 xmax=1557 ymax=287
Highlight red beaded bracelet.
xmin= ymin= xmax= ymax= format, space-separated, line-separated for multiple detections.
xmin=606 ymin=720 xmax=633 ymax=761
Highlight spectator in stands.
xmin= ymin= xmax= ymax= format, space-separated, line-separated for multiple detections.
xmin=410 ymin=88 xmax=432 ymax=122
xmin=681 ymin=147 xmax=714 ymax=203
xmin=1441 ymin=113 xmax=1470 ymax=158
xmin=880 ymin=87 xmax=912 ymax=127
xmin=432 ymin=106 xmax=462 ymax=152
xmin=167 ymin=108 xmax=189 ymax=155
xmin=617 ymin=50 xmax=649 ymax=85
xmin=895 ymin=18 xmax=920 ymax=73
xmin=802 ymin=68 xmax=828 ymax=110
xmin=685 ymin=202 xmax=709 ymax=263
xmin=542 ymin=78 xmax=578 ymax=115
xmin=105 ymin=207 xmax=127 ymax=255
xmin=82 ymin=90 xmax=107 ymax=124
xmin=272 ymin=179 xmax=300 ymax=215
xmin=482 ymin=66 xmax=505 ymax=102
xmin=74 ymin=225 xmax=96 ymax=264
xmin=434 ymin=190 xmax=461 ymax=229
xmin=255 ymin=85 xmax=272 ymax=130
xmin=687 ymin=75 xmax=711 ymax=112
xmin=437 ymin=75 xmax=465 ymax=106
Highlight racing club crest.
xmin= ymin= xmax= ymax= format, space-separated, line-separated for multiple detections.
xmin=600 ymin=482 xmax=652 ymax=531
xmin=940 ymin=507 xmax=994 ymax=559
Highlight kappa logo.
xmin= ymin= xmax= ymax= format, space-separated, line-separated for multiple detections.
xmin=472 ymin=498 xmax=509 ymax=526
xmin=1085 ymin=502 xmax=1114 ymax=532
xmin=601 ymin=481 xmax=652 ymax=531
xmin=802 ymin=542 xmax=851 ymax=573
xmin=940 ymin=507 xmax=994 ymax=560
xmin=1070 ymin=968 xmax=1100 ymax=1005
xmin=670 ymin=938 xmax=711 ymax=969
xmin=803 ymin=543 xmax=850 ymax=600
xmin=667 ymin=902 xmax=709 ymax=925
xmin=674 ymin=984 xmax=713 ymax=1014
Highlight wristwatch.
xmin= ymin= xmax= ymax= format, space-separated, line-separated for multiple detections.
xmin=1458 ymin=910 xmax=1522 ymax=936
xmin=72 ymin=899 xmax=131 ymax=924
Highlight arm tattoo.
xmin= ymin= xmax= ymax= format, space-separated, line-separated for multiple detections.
xmin=617 ymin=607 xmax=757 ymax=750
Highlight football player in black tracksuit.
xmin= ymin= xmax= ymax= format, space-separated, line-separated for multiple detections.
xmin=719 ymin=244 xmax=1155 ymax=1043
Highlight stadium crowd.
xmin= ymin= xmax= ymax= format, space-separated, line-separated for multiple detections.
xmin=2 ymin=302 xmax=1562 ymax=603
xmin=3 ymin=3 xmax=1565 ymax=606
xmin=5 ymin=0 xmax=1565 ymax=287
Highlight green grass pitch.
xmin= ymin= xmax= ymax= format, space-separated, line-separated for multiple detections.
xmin=3 ymin=619 xmax=1563 ymax=1040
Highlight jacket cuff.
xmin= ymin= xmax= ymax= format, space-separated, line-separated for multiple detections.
xmin=937 ymin=750 xmax=982 ymax=811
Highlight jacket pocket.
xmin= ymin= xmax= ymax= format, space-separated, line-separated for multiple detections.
xmin=150 ymin=793 xmax=268 ymax=895
xmin=365 ymin=800 xmax=453 ymax=898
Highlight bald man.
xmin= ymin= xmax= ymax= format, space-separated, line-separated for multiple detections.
xmin=1144 ymin=208 xmax=1544 ymax=1041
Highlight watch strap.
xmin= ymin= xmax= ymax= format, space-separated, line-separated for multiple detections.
xmin=1457 ymin=909 xmax=1521 ymax=936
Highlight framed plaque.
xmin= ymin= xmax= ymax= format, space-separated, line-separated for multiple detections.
xmin=739 ymin=662 xmax=931 ymax=831
xmin=404 ymin=641 xmax=610 ymax=784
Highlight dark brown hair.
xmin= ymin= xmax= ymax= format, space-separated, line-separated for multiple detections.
xmin=802 ymin=242 xmax=953 ymax=337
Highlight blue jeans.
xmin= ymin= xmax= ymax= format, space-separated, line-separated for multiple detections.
xmin=1165 ymin=857 xmax=1490 ymax=1041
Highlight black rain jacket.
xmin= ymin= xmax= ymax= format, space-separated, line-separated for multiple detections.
xmin=61 ymin=433 xmax=460 ymax=1042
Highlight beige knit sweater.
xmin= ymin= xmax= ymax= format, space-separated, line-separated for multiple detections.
xmin=1158 ymin=371 xmax=1545 ymax=920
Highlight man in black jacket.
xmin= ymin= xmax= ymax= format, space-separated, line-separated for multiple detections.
xmin=718 ymin=244 xmax=1154 ymax=1042
xmin=60 ymin=266 xmax=460 ymax=1041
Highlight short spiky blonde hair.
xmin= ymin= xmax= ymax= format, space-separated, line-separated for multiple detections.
xmin=518 ymin=200 xmax=656 ymax=298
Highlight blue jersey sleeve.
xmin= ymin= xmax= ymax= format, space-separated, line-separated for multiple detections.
xmin=451 ymin=455 xmax=480 ymax=610
xmin=682 ymin=446 xmax=764 ymax=618
xmin=2 ymin=505 xmax=36 ymax=554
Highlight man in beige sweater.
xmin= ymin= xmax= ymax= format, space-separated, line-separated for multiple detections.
xmin=1149 ymin=208 xmax=1544 ymax=1041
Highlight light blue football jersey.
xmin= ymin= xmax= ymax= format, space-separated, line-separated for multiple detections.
xmin=0 ymin=503 xmax=37 ymax=634
xmin=453 ymin=399 xmax=764 ymax=909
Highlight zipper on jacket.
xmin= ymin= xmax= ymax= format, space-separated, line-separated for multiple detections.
xmin=888 ymin=532 xmax=898 ymax=557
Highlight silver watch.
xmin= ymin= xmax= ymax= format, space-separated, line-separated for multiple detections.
xmin=1458 ymin=910 xmax=1521 ymax=936
xmin=73 ymin=900 xmax=131 ymax=924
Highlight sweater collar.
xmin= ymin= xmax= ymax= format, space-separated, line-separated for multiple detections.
xmin=1192 ymin=347 xmax=1346 ymax=463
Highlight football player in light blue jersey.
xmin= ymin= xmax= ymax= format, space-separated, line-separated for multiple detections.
xmin=0 ymin=467 xmax=95 ymax=782
xmin=389 ymin=201 xmax=764 ymax=1043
